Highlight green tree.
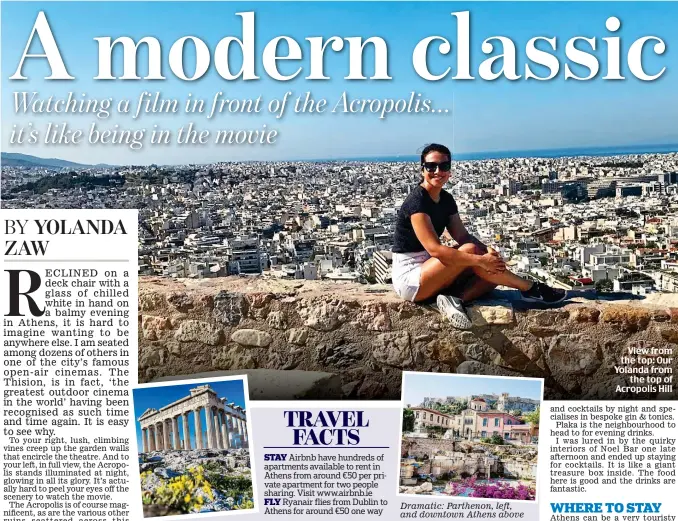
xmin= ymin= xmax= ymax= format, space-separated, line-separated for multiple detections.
xmin=523 ymin=407 xmax=540 ymax=426
xmin=437 ymin=400 xmax=468 ymax=416
xmin=595 ymin=279 xmax=613 ymax=293
xmin=490 ymin=434 xmax=505 ymax=445
xmin=509 ymin=409 xmax=523 ymax=417
xmin=481 ymin=434 xmax=505 ymax=445
xmin=425 ymin=425 xmax=447 ymax=438
xmin=402 ymin=409 xmax=415 ymax=433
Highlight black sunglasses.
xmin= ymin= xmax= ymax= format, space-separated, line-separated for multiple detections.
xmin=422 ymin=161 xmax=452 ymax=173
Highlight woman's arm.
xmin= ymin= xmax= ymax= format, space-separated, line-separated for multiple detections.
xmin=447 ymin=214 xmax=487 ymax=253
xmin=411 ymin=213 xmax=505 ymax=273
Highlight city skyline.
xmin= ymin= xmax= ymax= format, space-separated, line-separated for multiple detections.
xmin=4 ymin=141 xmax=678 ymax=168
xmin=402 ymin=373 xmax=543 ymax=406
xmin=3 ymin=1 xmax=678 ymax=165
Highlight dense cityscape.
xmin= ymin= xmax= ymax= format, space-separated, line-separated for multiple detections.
xmin=3 ymin=150 xmax=678 ymax=294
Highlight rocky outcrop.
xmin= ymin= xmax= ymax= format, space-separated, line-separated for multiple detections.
xmin=139 ymin=276 xmax=678 ymax=400
xmin=401 ymin=437 xmax=538 ymax=484
xmin=155 ymin=369 xmax=343 ymax=400
xmin=399 ymin=482 xmax=433 ymax=494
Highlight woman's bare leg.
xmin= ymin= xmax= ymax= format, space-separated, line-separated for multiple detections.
xmin=447 ymin=245 xmax=497 ymax=302
xmin=414 ymin=257 xmax=468 ymax=302
xmin=469 ymin=265 xmax=532 ymax=292
xmin=457 ymin=275 xmax=497 ymax=303
xmin=414 ymin=244 xmax=488 ymax=302
xmin=414 ymin=243 xmax=533 ymax=303
xmin=457 ymin=243 xmax=533 ymax=292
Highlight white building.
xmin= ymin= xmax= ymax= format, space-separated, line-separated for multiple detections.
xmin=412 ymin=407 xmax=453 ymax=433
xmin=227 ymin=237 xmax=262 ymax=274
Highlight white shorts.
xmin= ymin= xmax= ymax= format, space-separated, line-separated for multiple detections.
xmin=392 ymin=251 xmax=431 ymax=302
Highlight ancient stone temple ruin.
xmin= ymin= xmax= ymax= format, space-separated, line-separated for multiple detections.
xmin=138 ymin=384 xmax=248 ymax=452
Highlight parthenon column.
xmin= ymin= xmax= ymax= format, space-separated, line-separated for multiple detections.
xmin=154 ymin=423 xmax=162 ymax=450
xmin=220 ymin=411 xmax=230 ymax=449
xmin=205 ymin=407 xmax=215 ymax=449
xmin=163 ymin=419 xmax=171 ymax=450
xmin=172 ymin=416 xmax=181 ymax=450
xmin=241 ymin=418 xmax=248 ymax=443
xmin=231 ymin=416 xmax=237 ymax=435
xmin=149 ymin=426 xmax=156 ymax=451
xmin=141 ymin=428 xmax=148 ymax=452
xmin=213 ymin=409 xmax=221 ymax=448
xmin=230 ymin=415 xmax=239 ymax=448
xmin=225 ymin=413 xmax=232 ymax=447
xmin=213 ymin=408 xmax=224 ymax=449
xmin=193 ymin=408 xmax=203 ymax=449
xmin=182 ymin=412 xmax=191 ymax=450
xmin=212 ymin=409 xmax=220 ymax=449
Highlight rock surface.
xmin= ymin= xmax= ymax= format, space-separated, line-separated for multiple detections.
xmin=174 ymin=320 xmax=223 ymax=346
xmin=155 ymin=369 xmax=343 ymax=400
xmin=139 ymin=277 xmax=678 ymax=400
xmin=467 ymin=300 xmax=515 ymax=326
xmin=231 ymin=329 xmax=272 ymax=348
xmin=400 ymin=481 xmax=433 ymax=494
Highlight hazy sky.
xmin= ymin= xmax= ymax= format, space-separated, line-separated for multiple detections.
xmin=3 ymin=1 xmax=677 ymax=165
xmin=402 ymin=372 xmax=543 ymax=406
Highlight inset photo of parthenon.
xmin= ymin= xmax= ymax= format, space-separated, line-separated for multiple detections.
xmin=132 ymin=376 xmax=256 ymax=517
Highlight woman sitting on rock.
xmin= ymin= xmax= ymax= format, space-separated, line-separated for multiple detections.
xmin=391 ymin=143 xmax=567 ymax=330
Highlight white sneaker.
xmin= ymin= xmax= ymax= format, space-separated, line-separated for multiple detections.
xmin=436 ymin=295 xmax=473 ymax=330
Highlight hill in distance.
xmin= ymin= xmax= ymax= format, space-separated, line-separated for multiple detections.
xmin=1 ymin=152 xmax=114 ymax=169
